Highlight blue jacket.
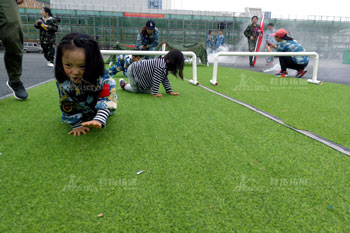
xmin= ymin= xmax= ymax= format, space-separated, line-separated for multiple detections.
xmin=277 ymin=39 xmax=309 ymax=65
xmin=215 ymin=35 xmax=225 ymax=48
xmin=206 ymin=34 xmax=215 ymax=48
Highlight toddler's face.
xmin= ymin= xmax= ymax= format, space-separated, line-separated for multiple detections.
xmin=62 ymin=48 xmax=86 ymax=84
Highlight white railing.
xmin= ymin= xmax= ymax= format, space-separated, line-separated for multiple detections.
xmin=210 ymin=52 xmax=321 ymax=85
xmin=100 ymin=50 xmax=198 ymax=85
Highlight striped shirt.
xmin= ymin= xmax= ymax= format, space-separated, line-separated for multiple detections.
xmin=71 ymin=109 xmax=110 ymax=129
xmin=131 ymin=58 xmax=173 ymax=95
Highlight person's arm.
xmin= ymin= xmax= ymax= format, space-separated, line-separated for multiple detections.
xmin=258 ymin=25 xmax=262 ymax=35
xmin=136 ymin=33 xmax=143 ymax=49
xmin=150 ymin=66 xmax=163 ymax=96
xmin=34 ymin=18 xmax=42 ymax=29
xmin=148 ymin=30 xmax=159 ymax=49
xmin=269 ymin=43 xmax=277 ymax=49
xmin=46 ymin=18 xmax=58 ymax=32
xmin=244 ymin=25 xmax=251 ymax=39
xmin=276 ymin=41 xmax=287 ymax=52
xmin=267 ymin=45 xmax=272 ymax=52
xmin=161 ymin=68 xmax=173 ymax=94
xmin=82 ymin=74 xmax=118 ymax=128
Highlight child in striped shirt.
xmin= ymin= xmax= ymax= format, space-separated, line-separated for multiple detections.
xmin=119 ymin=49 xmax=184 ymax=98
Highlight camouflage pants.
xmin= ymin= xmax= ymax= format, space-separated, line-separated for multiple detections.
xmin=41 ymin=42 xmax=55 ymax=63
xmin=248 ymin=41 xmax=257 ymax=65
xmin=0 ymin=0 xmax=23 ymax=83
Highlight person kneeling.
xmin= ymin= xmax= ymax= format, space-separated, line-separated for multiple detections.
xmin=267 ymin=29 xmax=308 ymax=78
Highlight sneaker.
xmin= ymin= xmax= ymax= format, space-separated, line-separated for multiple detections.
xmin=6 ymin=81 xmax=28 ymax=100
xmin=275 ymin=70 xmax=288 ymax=76
xmin=47 ymin=62 xmax=54 ymax=67
xmin=119 ymin=78 xmax=126 ymax=89
xmin=280 ymin=72 xmax=288 ymax=77
xmin=296 ymin=70 xmax=307 ymax=78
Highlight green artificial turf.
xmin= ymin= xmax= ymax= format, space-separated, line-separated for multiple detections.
xmin=189 ymin=65 xmax=350 ymax=148
xmin=0 ymin=68 xmax=350 ymax=232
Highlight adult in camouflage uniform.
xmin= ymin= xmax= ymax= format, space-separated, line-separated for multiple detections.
xmin=136 ymin=20 xmax=159 ymax=51
xmin=34 ymin=7 xmax=58 ymax=67
xmin=244 ymin=16 xmax=261 ymax=67
xmin=0 ymin=0 xmax=28 ymax=100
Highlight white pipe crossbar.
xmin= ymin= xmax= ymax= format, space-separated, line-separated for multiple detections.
xmin=101 ymin=50 xmax=198 ymax=85
xmin=210 ymin=52 xmax=320 ymax=85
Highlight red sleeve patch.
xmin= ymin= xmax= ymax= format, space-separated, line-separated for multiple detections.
xmin=99 ymin=84 xmax=110 ymax=98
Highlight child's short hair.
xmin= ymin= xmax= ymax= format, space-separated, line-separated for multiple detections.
xmin=163 ymin=49 xmax=184 ymax=80
xmin=55 ymin=33 xmax=105 ymax=86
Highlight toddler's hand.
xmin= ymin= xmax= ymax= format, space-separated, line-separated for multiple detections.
xmin=82 ymin=120 xmax=103 ymax=129
xmin=152 ymin=94 xmax=163 ymax=98
xmin=68 ymin=127 xmax=90 ymax=136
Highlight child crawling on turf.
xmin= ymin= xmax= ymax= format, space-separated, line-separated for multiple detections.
xmin=108 ymin=54 xmax=141 ymax=79
xmin=119 ymin=49 xmax=184 ymax=98
xmin=55 ymin=33 xmax=118 ymax=136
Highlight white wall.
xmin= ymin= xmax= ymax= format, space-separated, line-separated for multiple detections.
xmin=50 ymin=0 xmax=171 ymax=12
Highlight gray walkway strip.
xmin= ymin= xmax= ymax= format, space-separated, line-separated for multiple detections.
xmin=189 ymin=80 xmax=350 ymax=156
xmin=0 ymin=78 xmax=55 ymax=100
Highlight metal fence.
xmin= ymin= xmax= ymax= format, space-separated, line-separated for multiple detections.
xmin=18 ymin=7 xmax=350 ymax=59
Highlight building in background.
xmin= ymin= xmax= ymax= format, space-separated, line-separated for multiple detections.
xmin=16 ymin=0 xmax=350 ymax=58
xmin=50 ymin=0 xmax=172 ymax=12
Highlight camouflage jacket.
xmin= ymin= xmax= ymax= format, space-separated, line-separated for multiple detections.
xmin=277 ymin=39 xmax=309 ymax=65
xmin=34 ymin=16 xmax=58 ymax=44
xmin=108 ymin=55 xmax=133 ymax=78
xmin=56 ymin=72 xmax=118 ymax=128
xmin=244 ymin=24 xmax=261 ymax=42
xmin=136 ymin=27 xmax=159 ymax=50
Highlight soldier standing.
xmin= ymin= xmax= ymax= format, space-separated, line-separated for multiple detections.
xmin=0 ymin=0 xmax=28 ymax=100
xmin=244 ymin=16 xmax=261 ymax=67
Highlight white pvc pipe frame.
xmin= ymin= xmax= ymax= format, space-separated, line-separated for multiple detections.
xmin=100 ymin=50 xmax=199 ymax=85
xmin=210 ymin=52 xmax=321 ymax=85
